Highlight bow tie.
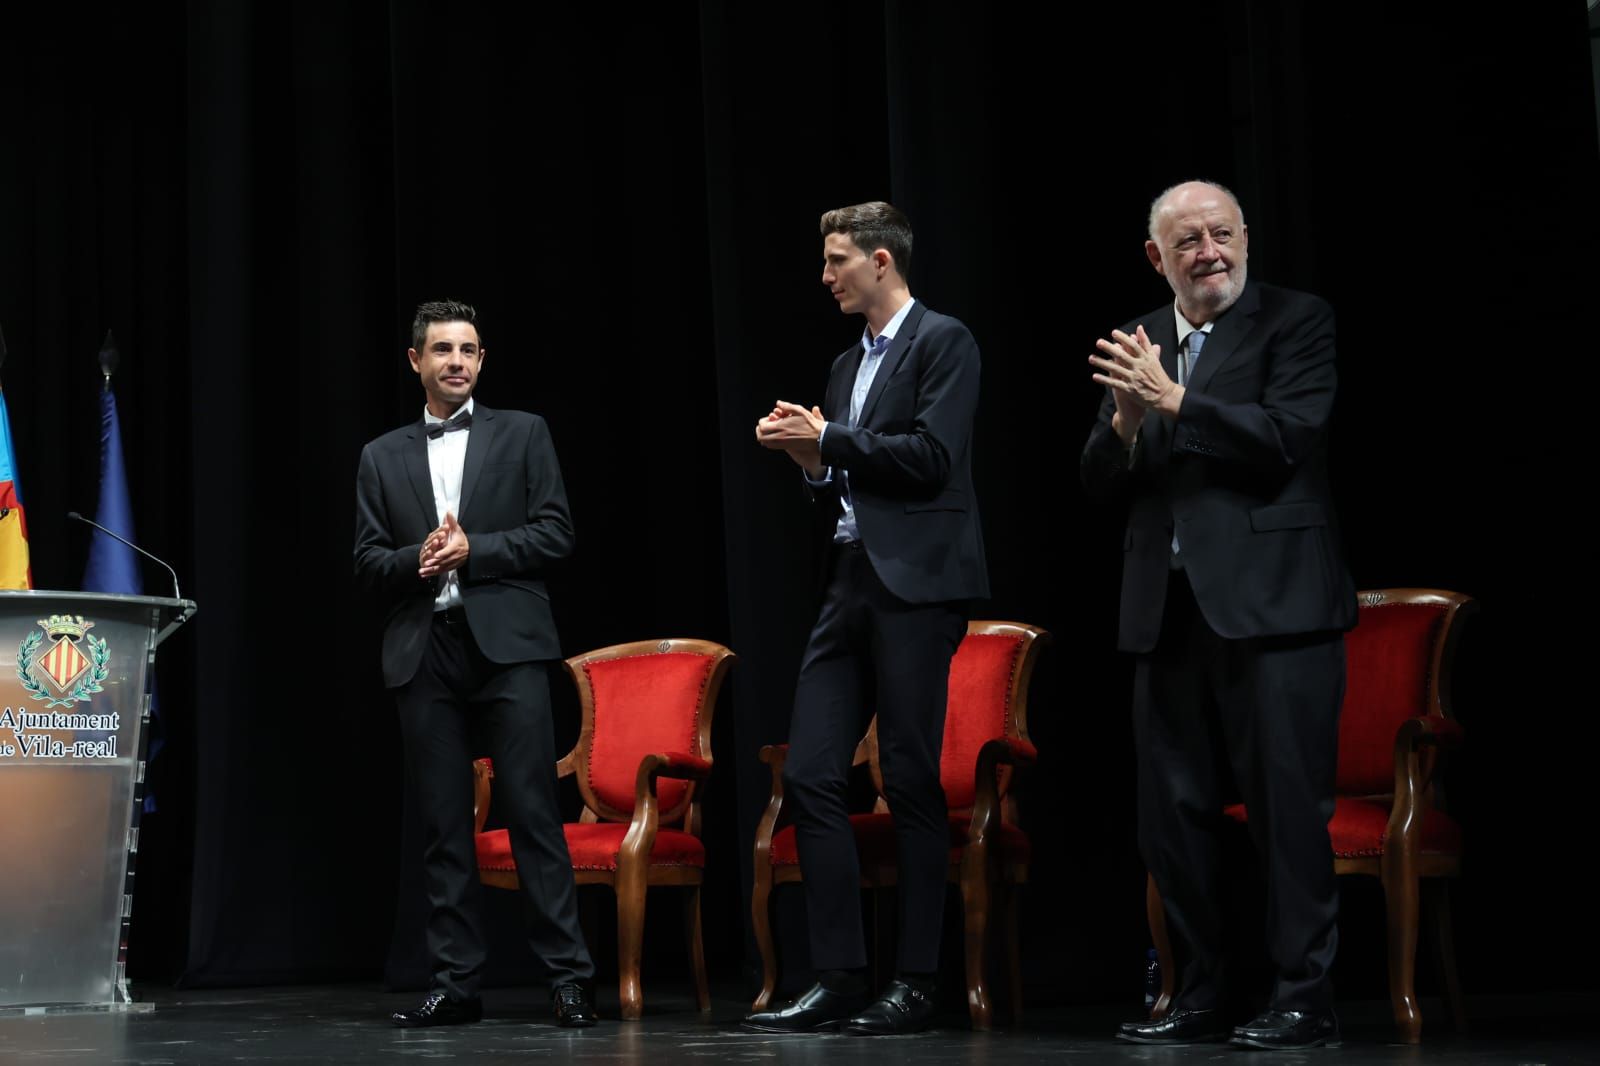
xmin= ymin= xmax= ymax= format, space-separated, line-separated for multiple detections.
xmin=424 ymin=410 xmax=472 ymax=439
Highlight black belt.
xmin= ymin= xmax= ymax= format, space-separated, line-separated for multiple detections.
xmin=434 ymin=606 xmax=467 ymax=625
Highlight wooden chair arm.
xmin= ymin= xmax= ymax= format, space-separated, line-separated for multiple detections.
xmin=1392 ymin=715 xmax=1461 ymax=797
xmin=472 ymin=758 xmax=493 ymax=834
xmin=556 ymin=747 xmax=579 ymax=779
xmin=618 ymin=752 xmax=712 ymax=870
xmin=1385 ymin=716 xmax=1464 ymax=855
xmin=968 ymin=737 xmax=1037 ymax=846
xmin=1394 ymin=715 xmax=1462 ymax=752
xmin=752 ymin=744 xmax=789 ymax=869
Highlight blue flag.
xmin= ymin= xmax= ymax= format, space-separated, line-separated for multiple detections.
xmin=82 ymin=378 xmax=162 ymax=810
xmin=83 ymin=382 xmax=141 ymax=594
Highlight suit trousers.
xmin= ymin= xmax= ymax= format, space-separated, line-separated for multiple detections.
xmin=783 ymin=542 xmax=967 ymax=974
xmin=394 ymin=608 xmax=594 ymax=999
xmin=1134 ymin=569 xmax=1344 ymax=1012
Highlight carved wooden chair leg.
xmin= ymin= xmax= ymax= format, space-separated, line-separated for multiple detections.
xmin=1381 ymin=843 xmax=1422 ymax=1043
xmin=750 ymin=876 xmax=778 ymax=1011
xmin=684 ymin=884 xmax=710 ymax=1013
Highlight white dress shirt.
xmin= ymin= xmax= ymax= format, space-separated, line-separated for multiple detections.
xmin=424 ymin=396 xmax=474 ymax=610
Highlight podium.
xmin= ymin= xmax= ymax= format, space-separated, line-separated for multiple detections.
xmin=0 ymin=591 xmax=195 ymax=1014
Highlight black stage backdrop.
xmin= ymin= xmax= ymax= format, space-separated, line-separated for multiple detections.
xmin=0 ymin=1 xmax=1594 ymax=1008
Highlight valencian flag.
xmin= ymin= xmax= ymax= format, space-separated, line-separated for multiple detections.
xmin=0 ymin=322 xmax=30 ymax=589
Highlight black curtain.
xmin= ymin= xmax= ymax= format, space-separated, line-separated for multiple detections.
xmin=1 ymin=0 xmax=1594 ymax=1005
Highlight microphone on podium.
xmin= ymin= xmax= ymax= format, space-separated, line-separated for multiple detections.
xmin=66 ymin=511 xmax=182 ymax=602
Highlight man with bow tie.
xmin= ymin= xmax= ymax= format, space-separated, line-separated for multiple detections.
xmin=355 ymin=299 xmax=596 ymax=1029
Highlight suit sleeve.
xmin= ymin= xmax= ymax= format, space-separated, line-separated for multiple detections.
xmin=1173 ymin=298 xmax=1337 ymax=471
xmin=462 ymin=416 xmax=576 ymax=580
xmin=817 ymin=320 xmax=978 ymax=496
xmin=1080 ymin=386 xmax=1138 ymax=503
xmin=353 ymin=443 xmax=426 ymax=597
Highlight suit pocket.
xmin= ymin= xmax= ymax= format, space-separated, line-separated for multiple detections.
xmin=1249 ymin=502 xmax=1328 ymax=532
xmin=499 ymin=577 xmax=551 ymax=600
xmin=906 ymin=489 xmax=967 ymax=514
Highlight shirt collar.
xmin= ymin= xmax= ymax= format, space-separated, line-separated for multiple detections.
xmin=861 ymin=296 xmax=917 ymax=354
xmin=1172 ymin=303 xmax=1215 ymax=348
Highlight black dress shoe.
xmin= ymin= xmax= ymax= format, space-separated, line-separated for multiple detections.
xmin=390 ymin=990 xmax=483 ymax=1028
xmin=552 ymin=982 xmax=598 ymax=1028
xmin=743 ymin=982 xmax=871 ymax=1033
xmin=841 ymin=980 xmax=937 ymax=1036
xmin=1116 ymin=1007 xmax=1230 ymax=1044
xmin=1230 ymin=1008 xmax=1340 ymax=1050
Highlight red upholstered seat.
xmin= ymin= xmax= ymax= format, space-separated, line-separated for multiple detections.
xmin=768 ymin=813 xmax=1032 ymax=868
xmin=1221 ymin=799 xmax=1462 ymax=860
xmin=751 ymin=620 xmax=1050 ymax=1032
xmin=477 ymin=823 xmax=708 ymax=872
xmin=472 ymin=639 xmax=734 ymax=1021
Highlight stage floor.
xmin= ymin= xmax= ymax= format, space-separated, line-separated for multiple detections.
xmin=1 ymin=983 xmax=1594 ymax=1064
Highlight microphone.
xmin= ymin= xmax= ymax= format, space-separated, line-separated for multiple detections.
xmin=67 ymin=511 xmax=183 ymax=602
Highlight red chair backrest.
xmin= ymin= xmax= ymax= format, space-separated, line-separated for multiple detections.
xmin=584 ymin=652 xmax=716 ymax=816
xmin=939 ymin=632 xmax=1026 ymax=810
xmin=1336 ymin=600 xmax=1447 ymax=796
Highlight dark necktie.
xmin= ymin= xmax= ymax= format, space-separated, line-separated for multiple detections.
xmin=425 ymin=409 xmax=472 ymax=439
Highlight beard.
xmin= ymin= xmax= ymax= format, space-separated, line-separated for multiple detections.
xmin=1186 ymin=260 xmax=1247 ymax=315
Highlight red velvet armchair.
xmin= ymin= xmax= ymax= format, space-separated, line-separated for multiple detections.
xmin=473 ymin=638 xmax=735 ymax=1020
xmin=1148 ymin=588 xmax=1476 ymax=1043
xmin=751 ymin=620 xmax=1050 ymax=1031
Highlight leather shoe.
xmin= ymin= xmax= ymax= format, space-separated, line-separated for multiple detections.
xmin=1230 ymin=1008 xmax=1340 ymax=1049
xmin=1116 ymin=1007 xmax=1229 ymax=1044
xmin=841 ymin=980 xmax=937 ymax=1035
xmin=390 ymin=989 xmax=482 ymax=1028
xmin=743 ymin=982 xmax=871 ymax=1033
xmin=552 ymin=982 xmax=598 ymax=1028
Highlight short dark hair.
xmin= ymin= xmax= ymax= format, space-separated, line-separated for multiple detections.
xmin=820 ymin=201 xmax=913 ymax=281
xmin=412 ymin=299 xmax=481 ymax=352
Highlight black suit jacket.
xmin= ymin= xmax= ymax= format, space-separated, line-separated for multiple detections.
xmin=814 ymin=301 xmax=989 ymax=604
xmin=1082 ymin=282 xmax=1356 ymax=652
xmin=354 ymin=405 xmax=575 ymax=687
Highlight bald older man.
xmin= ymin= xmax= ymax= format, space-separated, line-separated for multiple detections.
xmin=1082 ymin=181 xmax=1356 ymax=1050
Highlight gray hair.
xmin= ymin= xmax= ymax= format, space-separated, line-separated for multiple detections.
xmin=1147 ymin=181 xmax=1244 ymax=240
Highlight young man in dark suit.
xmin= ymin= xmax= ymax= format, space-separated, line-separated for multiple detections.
xmin=355 ymin=300 xmax=597 ymax=1029
xmin=746 ymin=202 xmax=988 ymax=1036
xmin=1083 ymin=182 xmax=1356 ymax=1050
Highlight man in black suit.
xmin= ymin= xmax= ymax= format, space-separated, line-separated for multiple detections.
xmin=355 ymin=300 xmax=597 ymax=1028
xmin=1083 ymin=182 xmax=1356 ymax=1050
xmin=744 ymin=202 xmax=988 ymax=1036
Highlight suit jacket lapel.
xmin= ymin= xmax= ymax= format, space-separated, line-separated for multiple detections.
xmin=403 ymin=424 xmax=439 ymax=531
xmin=456 ymin=404 xmax=496 ymax=524
xmin=857 ymin=300 xmax=927 ymax=427
xmin=829 ymin=344 xmax=863 ymax=423
xmin=1185 ymin=282 xmax=1260 ymax=396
